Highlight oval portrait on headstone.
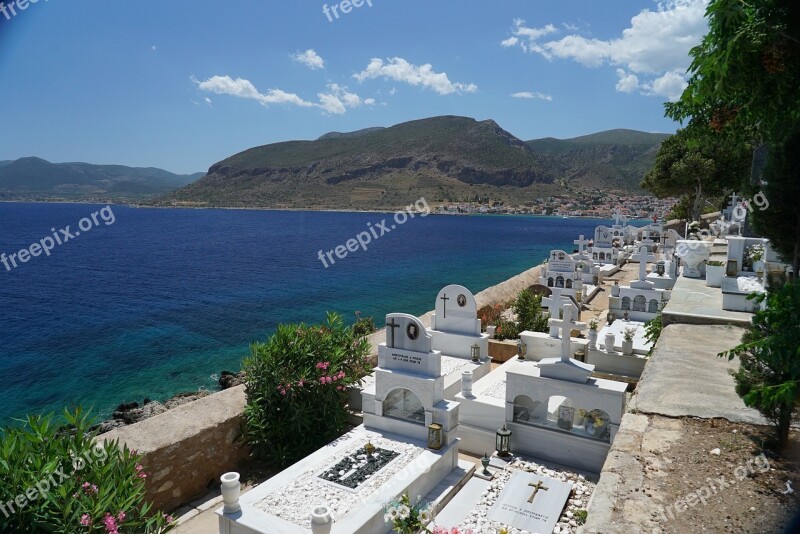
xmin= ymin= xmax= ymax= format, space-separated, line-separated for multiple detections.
xmin=406 ymin=323 xmax=419 ymax=340
xmin=457 ymin=294 xmax=467 ymax=307
xmin=558 ymin=252 xmax=565 ymax=260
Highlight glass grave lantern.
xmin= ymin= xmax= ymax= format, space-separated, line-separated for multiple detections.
xmin=496 ymin=424 xmax=512 ymax=458
xmin=427 ymin=423 xmax=443 ymax=450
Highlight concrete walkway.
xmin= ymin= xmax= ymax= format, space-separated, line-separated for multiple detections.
xmin=630 ymin=323 xmax=767 ymax=425
xmin=662 ymin=275 xmax=752 ymax=328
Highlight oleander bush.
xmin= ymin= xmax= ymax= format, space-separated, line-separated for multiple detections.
xmin=243 ymin=312 xmax=372 ymax=466
xmin=0 ymin=408 xmax=174 ymax=534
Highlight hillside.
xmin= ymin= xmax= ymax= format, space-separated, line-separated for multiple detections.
xmin=0 ymin=158 xmax=203 ymax=200
xmin=525 ymin=129 xmax=670 ymax=190
xmin=162 ymin=117 xmax=669 ymax=210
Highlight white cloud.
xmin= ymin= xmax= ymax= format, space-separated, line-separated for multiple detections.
xmin=193 ymin=75 xmax=314 ymax=107
xmin=563 ymin=22 xmax=579 ymax=31
xmin=642 ymin=70 xmax=688 ymax=101
xmin=317 ymin=83 xmax=369 ymax=115
xmin=353 ymin=57 xmax=477 ymax=95
xmin=291 ymin=49 xmax=325 ymax=70
xmin=511 ymin=91 xmax=553 ymax=101
xmin=501 ymin=36 xmax=519 ymax=48
xmin=615 ymin=69 xmax=640 ymax=93
xmin=503 ymin=0 xmax=708 ymax=99
xmin=151 ymin=45 xmax=157 ymax=52
xmin=193 ymin=76 xmax=374 ymax=114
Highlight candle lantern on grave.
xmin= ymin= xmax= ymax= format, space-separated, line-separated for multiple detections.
xmin=606 ymin=310 xmax=615 ymax=325
xmin=517 ymin=339 xmax=527 ymax=360
xmin=656 ymin=261 xmax=666 ymax=277
xmin=471 ymin=342 xmax=481 ymax=362
xmin=496 ymin=425 xmax=512 ymax=458
xmin=427 ymin=423 xmax=443 ymax=450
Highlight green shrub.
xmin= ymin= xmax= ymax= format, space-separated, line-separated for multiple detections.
xmin=243 ymin=312 xmax=372 ymax=466
xmin=0 ymin=408 xmax=174 ymax=534
xmin=513 ymin=289 xmax=550 ymax=334
xmin=643 ymin=313 xmax=663 ymax=356
xmin=719 ymin=283 xmax=800 ymax=450
xmin=352 ymin=311 xmax=377 ymax=338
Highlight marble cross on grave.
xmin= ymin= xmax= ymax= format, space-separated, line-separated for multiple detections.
xmin=612 ymin=210 xmax=627 ymax=228
xmin=543 ymin=287 xmax=578 ymax=337
xmin=528 ymin=480 xmax=549 ymax=503
xmin=573 ymin=235 xmax=590 ymax=257
xmin=549 ymin=304 xmax=587 ymax=363
xmin=386 ymin=317 xmax=400 ymax=349
xmin=632 ymin=245 xmax=656 ymax=283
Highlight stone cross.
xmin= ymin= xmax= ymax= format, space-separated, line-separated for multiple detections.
xmin=528 ymin=480 xmax=549 ymax=503
xmin=386 ymin=318 xmax=401 ymax=348
xmin=573 ymin=235 xmax=590 ymax=256
xmin=542 ymin=287 xmax=565 ymax=337
xmin=548 ymin=304 xmax=587 ymax=362
xmin=632 ymin=245 xmax=656 ymax=282
xmin=612 ymin=210 xmax=627 ymax=227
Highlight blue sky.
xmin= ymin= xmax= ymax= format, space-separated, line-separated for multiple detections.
xmin=0 ymin=0 xmax=709 ymax=174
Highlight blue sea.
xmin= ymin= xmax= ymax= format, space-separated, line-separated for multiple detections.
xmin=0 ymin=202 xmax=620 ymax=425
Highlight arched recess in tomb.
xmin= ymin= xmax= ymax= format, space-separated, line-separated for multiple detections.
xmin=548 ymin=277 xmax=554 ymax=287
xmin=512 ymin=395 xmax=541 ymax=424
xmin=621 ymin=296 xmax=631 ymax=310
xmin=383 ymin=388 xmax=425 ymax=425
xmin=556 ymin=276 xmax=565 ymax=288
xmin=633 ymin=295 xmax=647 ymax=312
xmin=566 ymin=279 xmax=573 ymax=289
xmin=649 ymin=299 xmax=660 ymax=313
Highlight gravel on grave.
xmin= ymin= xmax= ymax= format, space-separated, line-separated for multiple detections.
xmin=255 ymin=435 xmax=424 ymax=528
xmin=736 ymin=276 xmax=764 ymax=293
xmin=441 ymin=355 xmax=475 ymax=376
xmin=481 ymin=378 xmax=507 ymax=400
xmin=452 ymin=458 xmax=595 ymax=534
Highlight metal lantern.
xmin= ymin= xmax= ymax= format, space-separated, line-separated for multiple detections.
xmin=471 ymin=342 xmax=481 ymax=362
xmin=606 ymin=310 xmax=615 ymax=325
xmin=496 ymin=425 xmax=512 ymax=457
xmin=427 ymin=423 xmax=443 ymax=450
xmin=517 ymin=339 xmax=527 ymax=359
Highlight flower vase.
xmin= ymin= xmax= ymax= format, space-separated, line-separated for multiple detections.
xmin=588 ymin=329 xmax=598 ymax=351
xmin=220 ymin=472 xmax=241 ymax=514
xmin=604 ymin=332 xmax=616 ymax=353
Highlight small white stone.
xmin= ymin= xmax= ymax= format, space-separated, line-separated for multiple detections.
xmin=710 ymin=448 xmax=721 ymax=456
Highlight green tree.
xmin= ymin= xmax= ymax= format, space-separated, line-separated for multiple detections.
xmin=641 ymin=126 xmax=750 ymax=222
xmin=748 ymin=125 xmax=800 ymax=273
xmin=513 ymin=289 xmax=550 ymax=334
xmin=665 ymin=0 xmax=800 ymax=145
xmin=719 ymin=284 xmax=800 ymax=450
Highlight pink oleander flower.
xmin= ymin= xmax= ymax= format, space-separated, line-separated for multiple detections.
xmin=319 ymin=376 xmax=326 ymax=384
xmin=81 ymin=482 xmax=99 ymax=495
xmin=280 ymin=389 xmax=287 ymax=396
xmin=297 ymin=379 xmax=304 ymax=387
xmin=103 ymin=513 xmax=119 ymax=534
xmin=163 ymin=513 xmax=174 ymax=523
xmin=138 ymin=470 xmax=147 ymax=479
xmin=326 ymin=376 xmax=333 ymax=384
xmin=80 ymin=514 xmax=92 ymax=526
xmin=116 ymin=510 xmax=126 ymax=522
xmin=336 ymin=385 xmax=344 ymax=391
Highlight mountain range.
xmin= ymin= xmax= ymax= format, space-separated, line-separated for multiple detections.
xmin=163 ymin=116 xmax=669 ymax=210
xmin=0 ymin=157 xmax=203 ymax=200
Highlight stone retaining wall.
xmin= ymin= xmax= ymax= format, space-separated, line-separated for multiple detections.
xmin=96 ymin=385 xmax=249 ymax=512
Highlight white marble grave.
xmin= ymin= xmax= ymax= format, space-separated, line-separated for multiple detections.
xmin=541 ymin=250 xmax=583 ymax=297
xmin=487 ymin=471 xmax=572 ymax=533
xmin=428 ymin=284 xmax=490 ymax=361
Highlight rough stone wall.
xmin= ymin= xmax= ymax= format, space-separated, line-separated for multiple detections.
xmin=96 ymin=385 xmax=249 ymax=512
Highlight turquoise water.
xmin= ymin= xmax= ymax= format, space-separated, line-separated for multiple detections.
xmin=0 ymin=203 xmax=617 ymax=424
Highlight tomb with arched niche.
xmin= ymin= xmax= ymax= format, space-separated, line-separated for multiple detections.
xmin=539 ymin=249 xmax=582 ymax=300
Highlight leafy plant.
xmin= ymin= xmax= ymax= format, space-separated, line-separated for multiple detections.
xmin=243 ymin=312 xmax=372 ymax=466
xmin=623 ymin=328 xmax=636 ymax=342
xmin=513 ymin=289 xmax=550 ymax=334
xmin=643 ymin=313 xmax=663 ymax=356
xmin=574 ymin=509 xmax=588 ymax=525
xmin=589 ymin=319 xmax=598 ymax=331
xmin=0 ymin=408 xmax=174 ymax=534
xmin=352 ymin=311 xmax=377 ymax=338
xmin=707 ymin=260 xmax=725 ymax=267
xmin=493 ymin=318 xmax=521 ymax=341
xmin=719 ymin=283 xmax=800 ymax=450
xmin=747 ymin=244 xmax=765 ymax=263
xmin=477 ymin=303 xmax=505 ymax=333
xmin=384 ymin=493 xmax=434 ymax=534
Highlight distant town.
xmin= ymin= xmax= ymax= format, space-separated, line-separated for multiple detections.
xmin=434 ymin=190 xmax=677 ymax=220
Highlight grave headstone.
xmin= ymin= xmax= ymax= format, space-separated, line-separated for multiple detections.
xmin=487 ymin=471 xmax=572 ymax=534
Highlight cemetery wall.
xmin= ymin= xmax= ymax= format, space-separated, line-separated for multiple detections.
xmin=96 ymin=384 xmax=249 ymax=512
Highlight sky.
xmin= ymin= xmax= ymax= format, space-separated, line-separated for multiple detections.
xmin=0 ymin=0 xmax=710 ymax=174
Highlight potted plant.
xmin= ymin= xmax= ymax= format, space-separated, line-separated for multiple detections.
xmin=622 ymin=328 xmax=635 ymax=355
xmin=574 ymin=409 xmax=587 ymax=426
xmin=747 ymin=244 xmax=765 ymax=273
xmin=587 ymin=320 xmax=599 ymax=350
xmin=705 ymin=260 xmax=725 ymax=287
xmin=688 ymin=220 xmax=701 ymax=238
